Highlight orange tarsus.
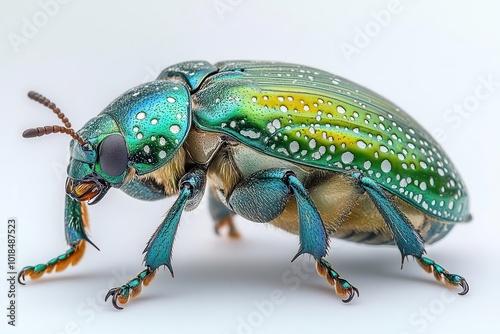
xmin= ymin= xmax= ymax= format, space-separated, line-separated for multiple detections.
xmin=143 ymin=271 xmax=156 ymax=286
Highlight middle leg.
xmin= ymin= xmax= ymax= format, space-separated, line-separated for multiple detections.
xmin=227 ymin=168 xmax=359 ymax=302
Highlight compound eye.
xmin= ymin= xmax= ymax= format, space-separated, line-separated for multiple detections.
xmin=98 ymin=134 xmax=128 ymax=176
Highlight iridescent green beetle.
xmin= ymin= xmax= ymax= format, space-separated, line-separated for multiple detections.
xmin=19 ymin=61 xmax=470 ymax=309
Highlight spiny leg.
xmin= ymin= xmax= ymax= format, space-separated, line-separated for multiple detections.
xmin=19 ymin=195 xmax=97 ymax=284
xmin=417 ymin=257 xmax=469 ymax=295
xmin=105 ymin=167 xmax=206 ymax=309
xmin=354 ymin=172 xmax=425 ymax=262
xmin=228 ymin=168 xmax=358 ymax=302
xmin=354 ymin=172 xmax=469 ymax=295
xmin=208 ymin=186 xmax=240 ymax=239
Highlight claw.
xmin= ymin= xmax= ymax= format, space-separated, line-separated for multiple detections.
xmin=105 ymin=288 xmax=124 ymax=310
xmin=17 ymin=268 xmax=30 ymax=285
xmin=417 ymin=257 xmax=469 ymax=296
xmin=316 ymin=259 xmax=359 ymax=303
xmin=342 ymin=286 xmax=359 ymax=303
xmin=104 ymin=268 xmax=156 ymax=309
xmin=458 ymin=277 xmax=469 ymax=295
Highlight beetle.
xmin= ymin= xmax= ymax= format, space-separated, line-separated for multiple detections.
xmin=18 ymin=60 xmax=470 ymax=309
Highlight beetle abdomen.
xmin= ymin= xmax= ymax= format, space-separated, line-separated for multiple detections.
xmin=194 ymin=61 xmax=469 ymax=224
xmin=205 ymin=142 xmax=452 ymax=245
xmin=270 ymin=171 xmax=454 ymax=245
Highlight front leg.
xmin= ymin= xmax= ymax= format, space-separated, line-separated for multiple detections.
xmin=18 ymin=195 xmax=97 ymax=284
xmin=227 ymin=168 xmax=358 ymax=302
xmin=105 ymin=167 xmax=206 ymax=309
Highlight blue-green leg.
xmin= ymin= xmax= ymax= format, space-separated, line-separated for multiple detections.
xmin=208 ymin=186 xmax=240 ymax=238
xmin=354 ymin=172 xmax=468 ymax=294
xmin=228 ymin=169 xmax=358 ymax=302
xmin=105 ymin=167 xmax=206 ymax=309
xmin=417 ymin=257 xmax=469 ymax=294
xmin=18 ymin=195 xmax=97 ymax=284
xmin=354 ymin=172 xmax=425 ymax=262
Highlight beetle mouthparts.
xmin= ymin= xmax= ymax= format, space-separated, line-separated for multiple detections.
xmin=65 ymin=178 xmax=110 ymax=205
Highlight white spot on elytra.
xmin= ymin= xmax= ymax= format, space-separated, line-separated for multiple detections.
xmin=159 ymin=137 xmax=166 ymax=146
xmin=136 ymin=112 xmax=146 ymax=120
xmin=272 ymin=119 xmax=281 ymax=129
xmin=240 ymin=129 xmax=261 ymax=139
xmin=381 ymin=159 xmax=392 ymax=173
xmin=143 ymin=145 xmax=150 ymax=153
xmin=290 ymin=141 xmax=299 ymax=153
xmin=170 ymin=125 xmax=181 ymax=134
xmin=167 ymin=97 xmax=176 ymax=103
xmin=159 ymin=150 xmax=166 ymax=159
xmin=337 ymin=105 xmax=346 ymax=114
xmin=341 ymin=151 xmax=354 ymax=164
xmin=357 ymin=140 xmax=367 ymax=149
xmin=309 ymin=139 xmax=317 ymax=149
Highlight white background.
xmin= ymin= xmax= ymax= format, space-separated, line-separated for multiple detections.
xmin=1 ymin=1 xmax=499 ymax=333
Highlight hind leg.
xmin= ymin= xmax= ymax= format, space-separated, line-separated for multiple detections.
xmin=355 ymin=172 xmax=468 ymax=295
xmin=208 ymin=186 xmax=240 ymax=238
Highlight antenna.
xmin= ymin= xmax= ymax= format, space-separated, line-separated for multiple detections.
xmin=22 ymin=91 xmax=86 ymax=145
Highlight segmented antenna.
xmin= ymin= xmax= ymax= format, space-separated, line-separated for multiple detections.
xmin=22 ymin=91 xmax=86 ymax=145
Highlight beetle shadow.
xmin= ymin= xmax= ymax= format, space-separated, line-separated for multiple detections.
xmin=19 ymin=242 xmax=465 ymax=304
xmin=140 ymin=246 xmax=431 ymax=300
xmin=19 ymin=272 xmax=100 ymax=286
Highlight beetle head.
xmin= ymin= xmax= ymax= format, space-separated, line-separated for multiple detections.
xmin=65 ymin=114 xmax=128 ymax=204
xmin=22 ymin=92 xmax=130 ymax=204
xmin=23 ymin=82 xmax=191 ymax=205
